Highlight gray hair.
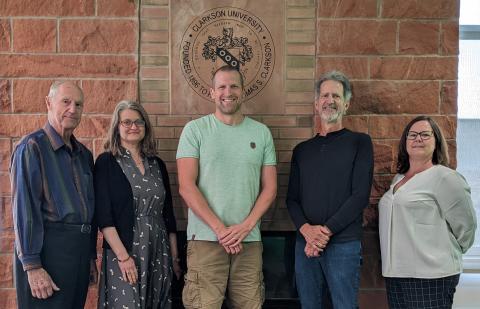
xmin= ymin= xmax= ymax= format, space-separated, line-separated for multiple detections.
xmin=47 ymin=81 xmax=84 ymax=101
xmin=104 ymin=100 xmax=157 ymax=157
xmin=315 ymin=71 xmax=352 ymax=102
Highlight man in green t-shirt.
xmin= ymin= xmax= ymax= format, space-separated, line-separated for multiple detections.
xmin=177 ymin=65 xmax=277 ymax=309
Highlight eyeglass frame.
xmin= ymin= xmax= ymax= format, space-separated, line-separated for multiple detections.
xmin=119 ymin=119 xmax=146 ymax=128
xmin=406 ymin=130 xmax=434 ymax=140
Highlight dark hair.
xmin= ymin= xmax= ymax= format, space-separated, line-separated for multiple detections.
xmin=315 ymin=70 xmax=352 ymax=101
xmin=211 ymin=65 xmax=244 ymax=89
xmin=104 ymin=100 xmax=156 ymax=157
xmin=397 ymin=115 xmax=449 ymax=174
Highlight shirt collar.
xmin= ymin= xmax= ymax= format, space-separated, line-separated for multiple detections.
xmin=43 ymin=122 xmax=82 ymax=153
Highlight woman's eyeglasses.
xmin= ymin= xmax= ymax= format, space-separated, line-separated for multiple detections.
xmin=406 ymin=131 xmax=433 ymax=140
xmin=120 ymin=119 xmax=146 ymax=128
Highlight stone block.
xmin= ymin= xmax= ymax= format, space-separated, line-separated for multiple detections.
xmin=373 ymin=142 xmax=395 ymax=173
xmin=156 ymin=116 xmax=191 ymax=127
xmin=371 ymin=174 xmax=394 ymax=198
xmin=287 ymin=7 xmax=316 ymax=18
xmin=0 ymin=55 xmax=137 ymax=78
xmin=342 ymin=116 xmax=369 ymax=134
xmin=316 ymin=57 xmax=369 ymax=79
xmin=142 ymin=80 xmax=169 ymax=91
xmin=351 ymin=81 xmax=439 ymax=115
xmin=0 ymin=80 xmax=11 ymax=113
xmin=153 ymin=127 xmax=175 ymax=138
xmin=141 ymin=18 xmax=169 ymax=31
xmin=0 ymin=289 xmax=16 ymax=308
xmin=13 ymin=19 xmax=56 ymax=52
xmin=287 ymin=92 xmax=314 ymax=104
xmin=279 ymin=127 xmax=313 ymax=139
xmin=141 ymin=56 xmax=169 ymax=66
xmin=317 ymin=20 xmax=396 ymax=55
xmin=141 ymin=7 xmax=168 ymax=18
xmin=286 ymin=44 xmax=315 ymax=55
xmin=0 ymin=254 xmax=13 ymax=288
xmin=75 ymin=116 xmax=110 ymax=138
xmin=274 ymin=139 xmax=303 ymax=151
xmin=370 ymin=56 xmax=457 ymax=80
xmin=285 ymin=104 xmax=314 ymax=115
xmin=97 ymin=0 xmax=136 ymax=16
xmin=382 ymin=0 xmax=459 ymax=19
xmin=287 ymin=30 xmax=316 ymax=43
xmin=0 ymin=173 xmax=10 ymax=195
xmin=0 ymin=139 xmax=11 ymax=172
xmin=286 ymin=80 xmax=314 ymax=92
xmin=60 ymin=20 xmax=137 ymax=53
xmin=440 ymin=22 xmax=459 ymax=55
xmin=287 ymin=67 xmax=315 ymax=79
xmin=0 ymin=19 xmax=11 ymax=51
xmin=141 ymin=43 xmax=168 ymax=55
xmin=277 ymin=151 xmax=293 ymax=163
xmin=140 ymin=67 xmax=169 ymax=79
xmin=0 ymin=228 xmax=14 ymax=253
xmin=142 ymin=103 xmax=169 ymax=115
xmin=399 ymin=21 xmax=440 ymax=55
xmin=140 ymin=30 xmax=168 ymax=43
xmin=369 ymin=116 xmax=456 ymax=139
xmin=82 ymin=80 xmax=137 ymax=113
xmin=262 ymin=116 xmax=297 ymax=127
xmin=287 ymin=19 xmax=315 ymax=31
xmin=0 ymin=0 xmax=94 ymax=16
xmin=0 ymin=114 xmax=47 ymax=137
xmin=318 ymin=0 xmax=377 ymax=18
xmin=13 ymin=79 xmax=52 ymax=113
xmin=440 ymin=81 xmax=457 ymax=115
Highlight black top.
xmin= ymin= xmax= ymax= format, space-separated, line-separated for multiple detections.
xmin=286 ymin=129 xmax=374 ymax=243
xmin=94 ymin=151 xmax=177 ymax=251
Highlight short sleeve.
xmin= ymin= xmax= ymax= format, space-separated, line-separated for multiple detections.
xmin=176 ymin=121 xmax=200 ymax=159
xmin=262 ymin=126 xmax=276 ymax=166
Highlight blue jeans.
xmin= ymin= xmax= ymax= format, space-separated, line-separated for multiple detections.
xmin=295 ymin=234 xmax=362 ymax=309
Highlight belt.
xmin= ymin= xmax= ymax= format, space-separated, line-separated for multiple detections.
xmin=45 ymin=222 xmax=92 ymax=234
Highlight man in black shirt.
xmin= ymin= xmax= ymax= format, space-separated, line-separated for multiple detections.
xmin=286 ymin=71 xmax=374 ymax=309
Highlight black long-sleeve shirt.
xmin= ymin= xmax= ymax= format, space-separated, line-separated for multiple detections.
xmin=286 ymin=128 xmax=374 ymax=243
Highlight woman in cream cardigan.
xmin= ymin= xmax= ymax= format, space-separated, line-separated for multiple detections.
xmin=379 ymin=115 xmax=477 ymax=308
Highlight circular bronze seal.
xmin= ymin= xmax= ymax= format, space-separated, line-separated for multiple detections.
xmin=180 ymin=7 xmax=275 ymax=102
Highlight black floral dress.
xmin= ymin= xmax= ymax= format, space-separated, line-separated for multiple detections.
xmin=98 ymin=151 xmax=172 ymax=308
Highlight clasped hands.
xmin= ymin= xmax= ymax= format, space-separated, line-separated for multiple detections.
xmin=300 ymin=223 xmax=332 ymax=258
xmin=216 ymin=222 xmax=251 ymax=255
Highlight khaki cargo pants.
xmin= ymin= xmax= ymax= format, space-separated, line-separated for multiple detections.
xmin=182 ymin=240 xmax=265 ymax=309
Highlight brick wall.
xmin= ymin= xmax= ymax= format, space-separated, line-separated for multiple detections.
xmin=0 ymin=0 xmax=459 ymax=308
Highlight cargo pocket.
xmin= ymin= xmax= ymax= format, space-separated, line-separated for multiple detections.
xmin=183 ymin=270 xmax=201 ymax=308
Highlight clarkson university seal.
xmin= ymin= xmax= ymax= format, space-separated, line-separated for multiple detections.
xmin=180 ymin=7 xmax=275 ymax=102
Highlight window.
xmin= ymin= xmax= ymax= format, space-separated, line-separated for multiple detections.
xmin=457 ymin=0 xmax=480 ymax=270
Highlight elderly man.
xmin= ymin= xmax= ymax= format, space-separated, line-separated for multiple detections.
xmin=177 ymin=65 xmax=277 ymax=309
xmin=10 ymin=81 xmax=97 ymax=308
xmin=286 ymin=71 xmax=374 ymax=308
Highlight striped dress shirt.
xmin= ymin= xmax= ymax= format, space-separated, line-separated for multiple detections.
xmin=10 ymin=122 xmax=95 ymax=270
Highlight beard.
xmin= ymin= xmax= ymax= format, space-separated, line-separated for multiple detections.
xmin=320 ymin=105 xmax=344 ymax=123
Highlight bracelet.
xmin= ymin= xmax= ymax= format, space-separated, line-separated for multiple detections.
xmin=173 ymin=257 xmax=180 ymax=262
xmin=118 ymin=255 xmax=131 ymax=263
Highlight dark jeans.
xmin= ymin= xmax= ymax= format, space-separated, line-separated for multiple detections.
xmin=295 ymin=234 xmax=361 ymax=309
xmin=14 ymin=222 xmax=92 ymax=309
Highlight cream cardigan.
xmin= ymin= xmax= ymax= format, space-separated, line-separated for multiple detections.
xmin=379 ymin=165 xmax=477 ymax=278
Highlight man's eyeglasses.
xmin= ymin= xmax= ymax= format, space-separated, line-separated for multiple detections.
xmin=120 ymin=119 xmax=146 ymax=128
xmin=406 ymin=131 xmax=434 ymax=140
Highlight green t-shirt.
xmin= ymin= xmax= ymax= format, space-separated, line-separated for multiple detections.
xmin=176 ymin=114 xmax=277 ymax=241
